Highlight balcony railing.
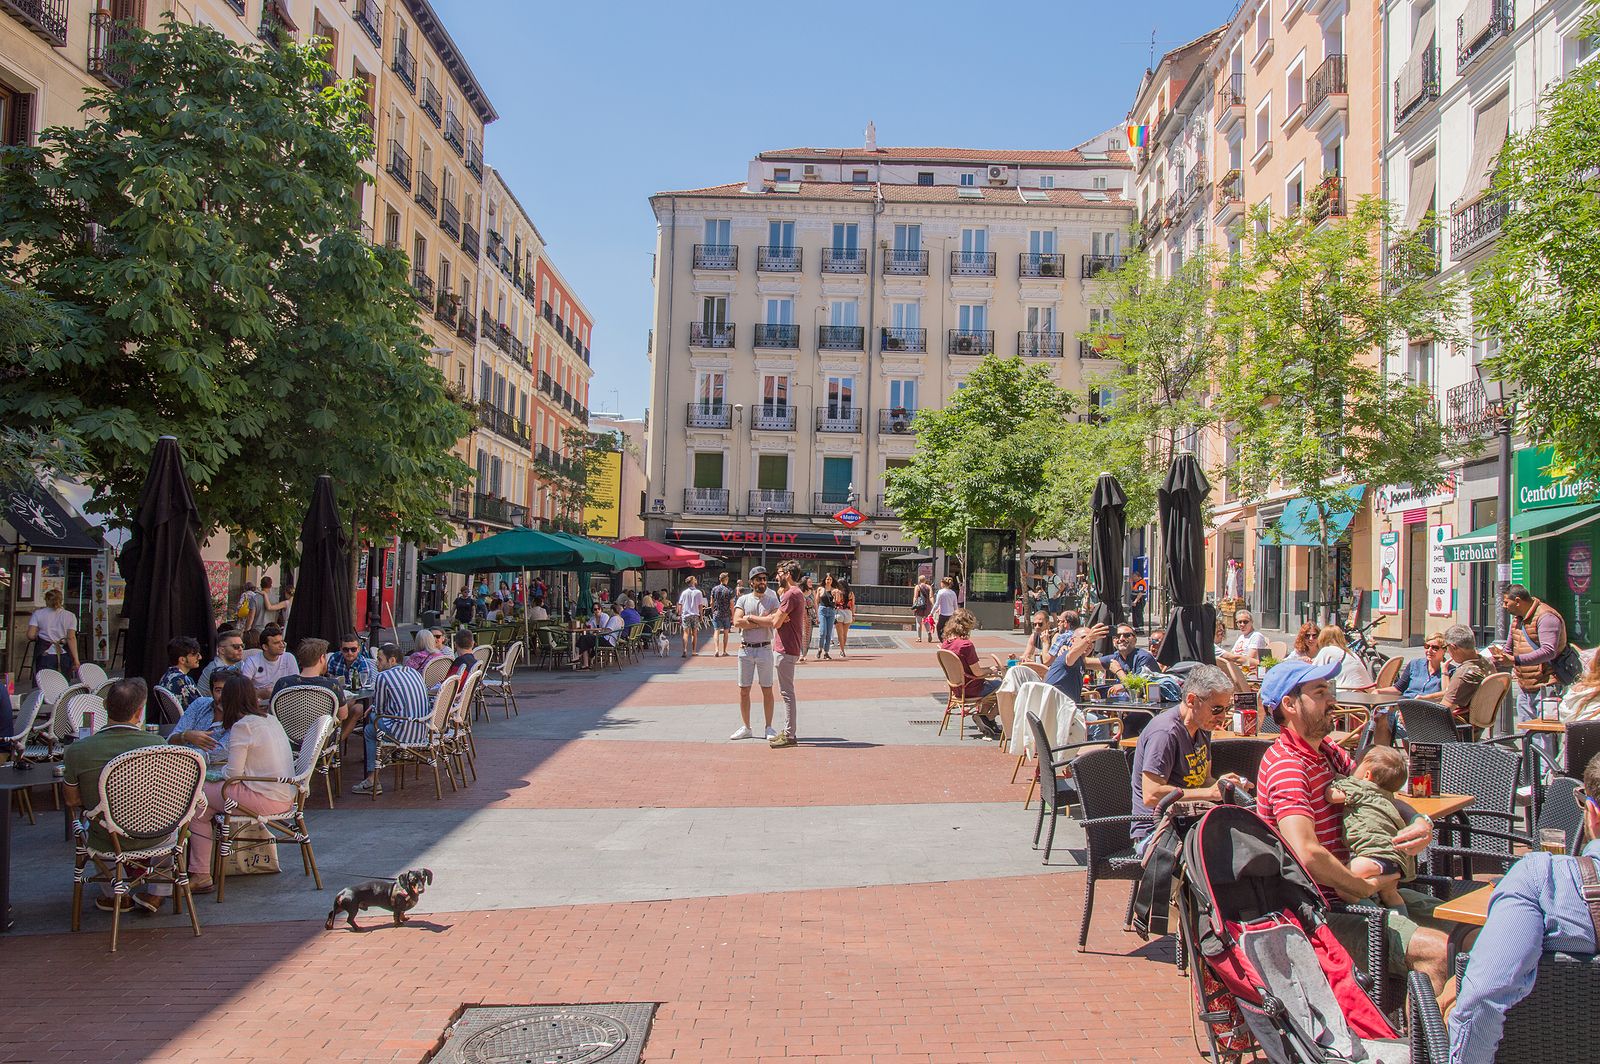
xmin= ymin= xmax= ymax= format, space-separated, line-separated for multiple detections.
xmin=948 ymin=329 xmax=994 ymax=355
xmin=413 ymin=170 xmax=437 ymax=216
xmin=1081 ymin=254 xmax=1125 ymax=279
xmin=352 ymin=0 xmax=381 ymax=46
xmin=465 ymin=140 xmax=483 ymax=181
xmin=821 ymin=247 xmax=866 ymax=273
xmin=753 ymin=323 xmax=799 ymax=349
xmin=256 ymin=8 xmax=287 ymax=44
xmin=1307 ymin=53 xmax=1348 ymax=116
xmin=1020 ymin=252 xmax=1066 ymax=278
xmin=433 ymin=292 xmax=458 ymax=327
xmin=2 ymin=0 xmax=68 ymax=44
xmin=815 ymin=406 xmax=861 ymax=433
xmin=879 ymin=408 xmax=918 ymax=434
xmin=443 ymin=111 xmax=464 ymax=155
xmin=693 ymin=243 xmax=737 ymax=270
xmin=391 ymin=38 xmax=416 ymax=92
xmin=1394 ymin=46 xmax=1441 ymax=129
xmin=818 ymin=325 xmax=864 ymax=351
xmin=418 ymin=77 xmax=442 ymax=126
xmin=950 ymin=250 xmax=997 ymax=277
xmin=749 ymin=489 xmax=794 ymax=514
xmin=756 ymin=245 xmax=801 ymax=272
xmin=883 ymin=249 xmax=929 ymax=276
xmin=473 ymin=492 xmax=520 ymax=527
xmin=1079 ymin=338 xmax=1120 ymax=359
xmin=87 ymin=11 xmax=135 ymax=89
xmin=1311 ymin=175 xmax=1346 ymax=224
xmin=456 ymin=312 xmax=476 ymax=342
xmin=751 ymin=405 xmax=796 ymax=431
xmin=684 ymin=488 xmax=730 ymax=515
xmin=1451 ymin=196 xmax=1510 ymax=257
xmin=1216 ymin=73 xmax=1245 ymax=120
xmin=1444 ymin=379 xmax=1497 ymax=443
xmin=1018 ymin=331 xmax=1065 ymax=358
xmin=439 ymin=198 xmax=460 ymax=238
xmin=688 ymin=322 xmax=735 ymax=349
xmin=445 ymin=488 xmax=471 ymax=522
xmin=686 ymin=402 xmax=731 ymax=429
xmin=1386 ymin=226 xmax=1440 ymax=279
xmin=874 ymin=495 xmax=897 ymax=518
xmin=811 ymin=492 xmax=855 ymax=515
xmin=1215 ymin=169 xmax=1244 ymax=214
xmin=478 ymin=403 xmax=531 ymax=446
xmin=880 ymin=326 xmax=926 ymax=353
xmin=385 ymin=140 xmax=411 ymax=190
xmin=410 ymin=268 xmax=434 ymax=306
xmin=1458 ymin=0 xmax=1514 ymax=73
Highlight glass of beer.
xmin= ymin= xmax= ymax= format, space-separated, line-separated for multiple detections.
xmin=1540 ymin=827 xmax=1568 ymax=855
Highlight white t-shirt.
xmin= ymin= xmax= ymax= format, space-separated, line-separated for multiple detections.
xmin=242 ymin=650 xmax=301 ymax=694
xmin=677 ymin=586 xmax=706 ymax=618
xmin=735 ymin=589 xmax=780 ymax=644
xmin=1231 ymin=630 xmax=1271 ymax=656
xmin=1313 ymin=645 xmax=1375 ymax=689
xmin=934 ymin=587 xmax=958 ymax=617
xmin=527 ymin=605 xmax=549 ymax=622
xmin=29 ymin=606 xmax=76 ymax=650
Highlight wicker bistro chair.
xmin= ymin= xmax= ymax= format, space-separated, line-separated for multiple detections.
xmin=533 ymin=626 xmax=570 ymax=670
xmin=71 ymin=744 xmax=207 ymax=952
xmin=1067 ymin=745 xmax=1145 ymax=951
xmin=57 ymin=691 xmax=105 ymax=738
xmin=1562 ymin=720 xmax=1600 ymax=780
xmin=441 ymin=672 xmax=478 ymax=788
xmin=593 ymin=627 xmax=625 ymax=671
xmin=1373 ymin=656 xmax=1403 ymax=691
xmin=471 ymin=643 xmax=494 ymax=670
xmin=1464 ymin=671 xmax=1510 ymax=738
xmin=373 ymin=674 xmax=458 ymax=800
xmin=1398 ymin=698 xmax=1468 ymax=746
xmin=935 ymin=649 xmax=997 ymax=740
xmin=150 ymin=685 xmax=184 ymax=731
xmin=1025 ymin=711 xmax=1118 ymax=864
xmin=31 ymin=668 xmax=70 ymax=727
xmin=1423 ymin=741 xmax=1523 ymax=880
xmin=420 ymin=655 xmax=453 ymax=691
xmin=1209 ymin=737 xmax=1273 ymax=783
xmin=213 ymin=714 xmax=333 ymax=903
xmin=77 ymin=662 xmax=110 ymax=694
xmin=1406 ymin=952 xmax=1600 ymax=1064
xmin=269 ymin=685 xmax=341 ymax=808
xmin=480 ymin=640 xmax=522 ymax=719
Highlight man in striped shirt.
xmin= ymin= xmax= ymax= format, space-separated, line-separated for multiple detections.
xmin=1255 ymin=658 xmax=1450 ymax=996
xmin=354 ymin=643 xmax=433 ymax=796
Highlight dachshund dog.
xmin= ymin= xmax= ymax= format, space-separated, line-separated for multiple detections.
xmin=324 ymin=868 xmax=433 ymax=930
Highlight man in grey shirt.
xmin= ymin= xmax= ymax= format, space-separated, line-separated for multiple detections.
xmin=729 ymin=566 xmax=780 ymax=741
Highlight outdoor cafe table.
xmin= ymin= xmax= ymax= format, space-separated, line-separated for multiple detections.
xmin=1514 ymin=719 xmax=1567 ymax=825
xmin=1118 ymin=729 xmax=1254 ymax=749
xmin=0 ymin=770 xmax=66 ymax=933
xmin=1407 ymin=793 xmax=1475 ymax=822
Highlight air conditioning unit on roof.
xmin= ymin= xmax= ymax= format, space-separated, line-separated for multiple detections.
xmin=803 ymin=164 xmax=819 ymax=180
xmin=988 ymin=165 xmax=1007 ymax=183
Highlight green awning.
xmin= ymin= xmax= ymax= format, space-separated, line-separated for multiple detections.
xmin=418 ymin=528 xmax=589 ymax=573
xmin=543 ymin=532 xmax=644 ymax=572
xmin=1440 ymin=501 xmax=1600 ymax=563
xmin=1265 ymin=486 xmax=1368 ymax=547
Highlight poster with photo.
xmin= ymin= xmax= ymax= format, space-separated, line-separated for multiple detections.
xmin=1378 ymin=531 xmax=1401 ymax=615
xmin=965 ymin=528 xmax=1017 ymax=602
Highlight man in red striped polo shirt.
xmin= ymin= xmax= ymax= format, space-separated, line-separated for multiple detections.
xmin=1255 ymin=658 xmax=1450 ymax=996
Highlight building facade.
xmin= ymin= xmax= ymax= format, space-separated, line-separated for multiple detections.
xmin=643 ymin=137 xmax=1134 ymax=582
xmin=473 ymin=168 xmax=537 ymax=535
xmin=528 ymin=245 xmax=594 ymax=527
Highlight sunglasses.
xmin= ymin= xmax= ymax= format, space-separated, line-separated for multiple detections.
xmin=341 ymin=646 xmax=361 ymax=653
xmin=1576 ymin=787 xmax=1600 ymax=811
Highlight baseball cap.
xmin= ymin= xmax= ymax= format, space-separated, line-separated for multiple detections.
xmin=1259 ymin=658 xmax=1341 ymax=710
xmin=748 ymin=566 xmax=768 ymax=578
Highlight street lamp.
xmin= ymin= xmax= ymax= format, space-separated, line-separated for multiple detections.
xmin=1472 ymin=344 xmax=1519 ymax=644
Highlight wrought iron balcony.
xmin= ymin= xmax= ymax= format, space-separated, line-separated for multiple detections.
xmin=883 ymin=249 xmax=929 ymax=276
xmin=756 ymin=245 xmax=801 ymax=272
xmin=473 ymin=492 xmax=520 ymax=527
xmin=684 ymin=488 xmax=729 ymax=515
xmin=815 ymin=406 xmax=861 ymax=433
xmin=352 ymin=0 xmax=381 ymax=46
xmin=465 ymin=140 xmax=483 ymax=181
xmin=880 ymin=327 xmax=926 ymax=353
xmin=874 ymin=495 xmax=897 ymax=518
xmin=950 ymin=250 xmax=997 ymax=277
xmin=223 ymin=0 xmax=244 ymax=12
xmin=1215 ymin=169 xmax=1244 ymax=218
xmin=439 ymin=198 xmax=460 ymax=238
xmin=456 ymin=311 xmax=476 ymax=342
xmin=753 ymin=323 xmax=798 ymax=349
xmin=385 ymin=140 xmax=411 ymax=190
xmin=1081 ymin=254 xmax=1125 ymax=279
xmin=693 ymin=243 xmax=737 ymax=270
xmin=443 ymin=112 xmax=464 ymax=156
xmin=444 ymin=488 xmax=471 ymax=521
xmin=1020 ymin=252 xmax=1066 ymax=278
xmin=1018 ymin=331 xmax=1065 ymax=358
xmin=478 ymin=403 xmax=531 ymax=446
xmin=1307 ymin=54 xmax=1348 ymax=122
xmin=1394 ymin=46 xmax=1441 ymax=129
xmin=879 ymin=408 xmax=917 ymax=434
xmin=258 ymin=8 xmax=288 ymax=46
xmin=1451 ymin=196 xmax=1510 ymax=258
xmin=433 ymin=291 xmax=459 ymax=327
xmin=751 ymin=405 xmax=796 ymax=431
xmin=391 ymin=38 xmax=416 ymax=91
xmin=688 ymin=322 xmax=735 ymax=349
xmin=686 ymin=402 xmax=731 ymax=429
xmin=460 ymin=221 xmax=479 ymax=258
xmin=1310 ymin=175 xmax=1346 ymax=224
xmin=948 ymin=329 xmax=994 ymax=355
xmin=3 ymin=0 xmax=66 ymax=43
xmin=1458 ymin=0 xmax=1514 ymax=73
xmin=418 ymin=77 xmax=442 ymax=126
xmin=749 ymin=489 xmax=794 ymax=514
xmin=822 ymin=247 xmax=866 ymax=273
xmin=1444 ymin=379 xmax=1497 ymax=443
xmin=1216 ymin=73 xmax=1245 ymax=127
xmin=811 ymin=491 xmax=855 ymax=515
xmin=410 ymin=268 xmax=434 ymax=306
xmin=1386 ymin=226 xmax=1440 ymax=279
xmin=88 ymin=11 xmax=135 ymax=89
xmin=413 ymin=170 xmax=437 ymax=216
xmin=818 ymin=325 xmax=864 ymax=351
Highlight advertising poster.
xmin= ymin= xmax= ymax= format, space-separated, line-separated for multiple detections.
xmin=583 ymin=449 xmax=624 ymax=539
xmin=1428 ymin=524 xmax=1454 ymax=616
xmin=964 ymin=528 xmax=1017 ymax=602
xmin=1378 ymin=531 xmax=1401 ymax=615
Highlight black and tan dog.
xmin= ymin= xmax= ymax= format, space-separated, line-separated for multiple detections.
xmin=324 ymin=868 xmax=433 ymax=930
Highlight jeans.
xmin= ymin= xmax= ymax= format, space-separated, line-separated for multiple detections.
xmin=1516 ymin=685 xmax=1558 ymax=763
xmin=817 ymin=607 xmax=835 ymax=653
xmin=363 ymin=715 xmax=407 ymax=774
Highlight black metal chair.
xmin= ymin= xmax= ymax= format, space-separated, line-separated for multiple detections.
xmin=1427 ymin=741 xmax=1523 ymax=879
xmin=1564 ymin=720 xmax=1600 ymax=779
xmin=1397 ymin=698 xmax=1467 ymax=745
xmin=1067 ymin=745 xmax=1144 ymax=952
xmin=1210 ymin=737 xmax=1272 ymax=783
xmin=1408 ymin=951 xmax=1600 ymax=1064
xmin=1024 ymin=711 xmax=1115 ymax=864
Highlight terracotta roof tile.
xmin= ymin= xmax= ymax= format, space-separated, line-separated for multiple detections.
xmin=653 ymin=180 xmax=1132 ymax=210
xmin=758 ymin=146 xmax=1131 ymax=167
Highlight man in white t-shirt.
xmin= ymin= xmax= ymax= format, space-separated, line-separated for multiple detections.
xmin=729 ymin=567 xmax=780 ymax=741
xmin=240 ymin=624 xmax=299 ymax=697
xmin=1221 ymin=611 xmax=1272 ymax=670
xmin=676 ymin=576 xmax=706 ymax=659
xmin=933 ymin=576 xmax=960 ymax=641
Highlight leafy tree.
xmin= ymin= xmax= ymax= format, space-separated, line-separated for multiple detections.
xmin=0 ymin=286 xmax=86 ymax=487
xmin=883 ymin=356 xmax=1075 ymax=553
xmin=0 ymin=17 xmax=472 ymax=564
xmin=536 ymin=426 xmax=617 ymax=534
xmin=1473 ymin=4 xmax=1600 ymax=487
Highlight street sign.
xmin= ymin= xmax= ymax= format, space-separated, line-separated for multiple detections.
xmin=833 ymin=507 xmax=866 ymax=528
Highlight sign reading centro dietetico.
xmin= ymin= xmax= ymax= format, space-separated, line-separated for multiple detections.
xmin=834 ymin=507 xmax=866 ymax=528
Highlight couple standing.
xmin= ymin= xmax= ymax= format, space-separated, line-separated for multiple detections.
xmin=728 ymin=563 xmax=807 ymax=749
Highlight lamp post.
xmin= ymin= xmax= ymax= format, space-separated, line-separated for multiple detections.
xmin=1472 ymin=346 xmax=1519 ymax=644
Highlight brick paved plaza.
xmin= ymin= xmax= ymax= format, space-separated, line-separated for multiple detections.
xmin=1 ymin=632 xmax=1202 ymax=1063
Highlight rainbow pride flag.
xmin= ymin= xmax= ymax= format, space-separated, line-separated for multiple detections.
xmin=1126 ymin=124 xmax=1149 ymax=148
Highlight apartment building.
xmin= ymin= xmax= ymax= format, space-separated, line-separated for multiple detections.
xmin=528 ymin=244 xmax=594 ymax=527
xmin=643 ymin=135 xmax=1134 ymax=582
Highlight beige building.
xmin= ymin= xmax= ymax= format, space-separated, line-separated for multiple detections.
xmin=643 ymin=135 xmax=1134 ymax=582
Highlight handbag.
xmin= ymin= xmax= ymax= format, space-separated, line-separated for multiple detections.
xmin=220 ymin=820 xmax=281 ymax=876
xmin=1551 ymin=643 xmax=1583 ymax=686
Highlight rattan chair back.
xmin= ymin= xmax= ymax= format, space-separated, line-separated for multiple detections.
xmin=421 ymin=655 xmax=453 ymax=689
xmin=1399 ymin=697 xmax=1463 ymax=745
xmin=935 ymin=649 xmax=966 ymax=691
xmin=1211 ymin=737 xmax=1273 ymax=782
xmin=471 ymin=644 xmax=493 ymax=668
xmin=77 ymin=662 xmax=110 ymax=693
xmin=498 ymin=640 xmax=522 ymax=678
xmin=292 ymin=715 xmax=337 ymax=795
xmin=1564 ymin=720 xmax=1600 ymax=780
xmin=269 ymin=685 xmax=339 ymax=748
xmin=1467 ymin=671 xmax=1510 ymax=732
xmin=58 ymin=691 xmax=105 ymax=737
xmin=150 ymin=685 xmax=184 ymax=730
xmin=34 ymin=668 xmax=70 ymax=710
xmin=96 ymin=745 xmax=206 ymax=841
xmin=1441 ymin=741 xmax=1521 ymax=857
xmin=1373 ymin=656 xmax=1403 ymax=690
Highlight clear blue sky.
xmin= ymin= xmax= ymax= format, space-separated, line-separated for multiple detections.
xmin=431 ymin=0 xmax=1227 ymax=419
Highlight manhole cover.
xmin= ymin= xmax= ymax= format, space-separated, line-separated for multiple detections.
xmin=431 ymin=1004 xmax=654 ymax=1064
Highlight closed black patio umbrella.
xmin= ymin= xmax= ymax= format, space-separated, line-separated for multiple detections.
xmin=1086 ymin=472 xmax=1127 ymax=656
xmin=120 ymin=436 xmax=215 ymax=694
xmin=285 ymin=474 xmax=352 ymax=648
xmin=1156 ymin=452 xmax=1217 ymax=668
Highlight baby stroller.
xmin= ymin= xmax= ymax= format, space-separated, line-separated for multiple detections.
xmin=1135 ymin=789 xmax=1415 ymax=1064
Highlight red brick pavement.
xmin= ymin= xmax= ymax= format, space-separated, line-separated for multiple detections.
xmin=0 ymin=874 xmax=1201 ymax=1064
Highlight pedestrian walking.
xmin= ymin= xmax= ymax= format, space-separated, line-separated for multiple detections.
xmin=799 ymin=576 xmax=817 ymax=662
xmin=833 ymin=578 xmax=855 ymax=659
xmin=1130 ymin=575 xmax=1148 ymax=634
xmin=816 ymin=574 xmax=837 ymax=659
xmin=911 ymin=574 xmax=934 ymax=642
xmin=933 ymin=576 xmax=958 ymax=642
xmin=770 ymin=562 xmax=807 ymax=747
xmin=676 ymin=576 xmax=705 ymax=658
xmin=708 ymin=571 xmax=735 ymax=657
xmin=729 ymin=566 xmax=780 ymax=741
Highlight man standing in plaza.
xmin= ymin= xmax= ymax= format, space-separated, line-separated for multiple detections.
xmin=1489 ymin=584 xmax=1570 ymax=727
xmin=933 ymin=576 xmax=959 ymax=641
xmin=729 ymin=566 xmax=779 ymax=741
xmin=677 ymin=576 xmax=705 ymax=658
xmin=709 ymin=571 xmax=735 ymax=658
xmin=769 ymin=562 xmax=807 ymax=748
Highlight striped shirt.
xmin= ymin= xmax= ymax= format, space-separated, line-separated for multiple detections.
xmin=372 ymin=665 xmax=432 ymax=745
xmin=1256 ymin=728 xmax=1354 ymax=903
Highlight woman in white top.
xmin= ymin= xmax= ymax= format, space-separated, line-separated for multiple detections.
xmin=28 ymin=588 xmax=79 ymax=680
xmin=186 ymin=674 xmax=297 ymax=890
xmin=1312 ymin=625 xmax=1376 ymax=690
xmin=1557 ymin=647 xmax=1600 ymax=723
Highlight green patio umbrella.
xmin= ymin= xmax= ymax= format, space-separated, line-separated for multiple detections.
xmin=544 ymin=532 xmax=645 ymax=572
xmin=418 ymin=527 xmax=582 ymax=574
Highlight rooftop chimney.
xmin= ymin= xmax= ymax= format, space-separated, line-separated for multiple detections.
xmin=745 ymin=159 xmax=763 ymax=194
xmin=865 ymin=120 xmax=877 ymax=152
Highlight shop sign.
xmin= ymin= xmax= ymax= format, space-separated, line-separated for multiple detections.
xmin=1514 ymin=446 xmax=1599 ymax=513
xmin=1378 ymin=531 xmax=1401 ymax=615
xmin=1375 ymin=475 xmax=1457 ymax=514
xmin=1570 ymin=543 xmax=1594 ymax=596
xmin=1428 ymin=524 xmax=1454 ymax=616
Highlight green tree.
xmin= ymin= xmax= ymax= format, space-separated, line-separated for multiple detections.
xmin=536 ymin=426 xmax=617 ymax=534
xmin=1473 ymin=4 xmax=1600 ymax=487
xmin=883 ymin=356 xmax=1075 ymax=553
xmin=0 ymin=286 xmax=86 ymax=487
xmin=0 ymin=17 xmax=472 ymax=564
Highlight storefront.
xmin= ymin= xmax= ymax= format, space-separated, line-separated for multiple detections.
xmin=2 ymin=481 xmax=112 ymax=680
xmin=1368 ymin=477 xmax=1459 ymax=647
xmin=663 ymin=528 xmax=857 ymax=578
xmin=1256 ymin=487 xmax=1368 ymax=628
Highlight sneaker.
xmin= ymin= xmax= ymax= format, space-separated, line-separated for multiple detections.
xmin=352 ymin=778 xmax=382 ymax=795
xmin=769 ymin=732 xmax=796 ymax=748
xmin=728 ymin=725 xmax=753 ymax=740
xmin=764 ymin=727 xmax=778 ymax=741
xmin=127 ymin=892 xmax=161 ymax=915
xmin=95 ymin=895 xmax=131 ymax=913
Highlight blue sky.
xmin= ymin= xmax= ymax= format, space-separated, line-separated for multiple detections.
xmin=431 ymin=0 xmax=1227 ymax=418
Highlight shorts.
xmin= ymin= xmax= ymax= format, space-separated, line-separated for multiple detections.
xmin=835 ymin=610 xmax=853 ymax=625
xmin=711 ymin=615 xmax=732 ymax=631
xmin=1329 ymin=887 xmax=1444 ymax=976
xmin=681 ymin=615 xmax=702 ymax=632
xmin=738 ymin=643 xmax=774 ymax=687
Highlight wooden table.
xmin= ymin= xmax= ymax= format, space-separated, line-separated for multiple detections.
xmin=1335 ymin=690 xmax=1402 ymax=709
xmin=1432 ymin=881 xmax=1496 ymax=928
xmin=1119 ymin=730 xmax=1253 ymax=749
xmin=1406 ymin=793 xmax=1474 ymax=821
xmin=1514 ymin=720 xmax=1566 ymax=825
xmin=1516 ymin=719 xmax=1567 ymax=735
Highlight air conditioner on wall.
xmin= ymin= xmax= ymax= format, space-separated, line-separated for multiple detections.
xmin=803 ymin=165 xmax=819 ymax=180
xmin=891 ymin=417 xmax=910 ymax=433
xmin=988 ymin=165 xmax=1006 ymax=183
xmin=955 ymin=335 xmax=979 ymax=354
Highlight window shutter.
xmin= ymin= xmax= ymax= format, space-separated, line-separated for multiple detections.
xmin=8 ymin=93 xmax=33 ymax=147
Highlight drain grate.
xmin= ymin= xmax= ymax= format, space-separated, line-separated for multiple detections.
xmin=838 ymin=635 xmax=901 ymax=649
xmin=429 ymin=1004 xmax=656 ymax=1064
xmin=907 ymin=719 xmax=942 ymax=726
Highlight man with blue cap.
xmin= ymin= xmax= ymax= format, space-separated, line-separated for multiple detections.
xmin=1254 ymin=658 xmax=1451 ymax=997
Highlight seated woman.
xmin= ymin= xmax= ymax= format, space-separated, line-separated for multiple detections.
xmin=939 ymin=608 xmax=1003 ymax=739
xmin=404 ymin=629 xmax=445 ymax=672
xmin=574 ymin=604 xmax=625 ymax=670
xmin=1291 ymin=622 xmax=1320 ymax=663
xmin=1313 ymin=624 xmax=1376 ymax=690
xmin=186 ymin=674 xmax=297 ymax=893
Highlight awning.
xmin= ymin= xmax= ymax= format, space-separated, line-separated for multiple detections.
xmin=3 ymin=483 xmax=105 ymax=553
xmin=1264 ymin=487 xmax=1368 ymax=547
xmin=665 ymin=528 xmax=857 ymax=559
xmin=1439 ymin=502 xmax=1600 ymax=563
xmin=1206 ymin=506 xmax=1254 ymax=539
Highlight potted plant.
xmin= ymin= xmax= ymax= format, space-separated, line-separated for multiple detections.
xmin=1123 ymin=674 xmax=1151 ymax=701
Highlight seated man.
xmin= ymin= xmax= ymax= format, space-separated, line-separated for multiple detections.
xmin=324 ymin=632 xmax=376 ymax=692
xmin=1021 ymin=611 xmax=1051 ymax=664
xmin=1219 ymin=611 xmax=1271 ymax=671
xmin=1129 ymin=664 xmax=1248 ymax=855
xmin=1255 ymin=659 xmax=1449 ymax=995
xmin=241 ymin=624 xmax=298 ymax=698
xmin=445 ymin=628 xmax=478 ymax=684
xmin=156 ymin=636 xmax=203 ymax=711
xmin=1100 ymin=625 xmax=1160 ymax=698
xmin=353 ymin=643 xmax=433 ymax=796
xmin=270 ymin=637 xmax=340 ymax=699
xmin=1449 ymin=752 xmax=1600 ymax=1062
xmin=526 ymin=596 xmax=550 ymax=623
xmin=1044 ymin=614 xmax=1107 ymax=706
xmin=1438 ymin=623 xmax=1488 ymax=720
xmin=169 ymin=665 xmax=235 ymax=763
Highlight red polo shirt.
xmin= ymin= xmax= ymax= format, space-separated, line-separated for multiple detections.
xmin=1256 ymin=727 xmax=1354 ymax=902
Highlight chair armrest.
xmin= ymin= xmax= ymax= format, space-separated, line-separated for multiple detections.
xmin=1407 ymin=970 xmax=1450 ymax=1064
xmin=1452 ymin=808 xmax=1522 ymax=824
xmin=1408 ymin=874 xmax=1480 ymax=900
xmin=1078 ymin=814 xmax=1140 ymax=830
xmin=1050 ymin=737 xmax=1122 ymax=758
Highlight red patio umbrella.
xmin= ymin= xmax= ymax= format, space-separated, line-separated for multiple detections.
xmin=610 ymin=537 xmax=706 ymax=570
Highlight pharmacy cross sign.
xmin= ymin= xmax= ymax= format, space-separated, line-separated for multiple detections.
xmin=833 ymin=506 xmax=866 ymax=528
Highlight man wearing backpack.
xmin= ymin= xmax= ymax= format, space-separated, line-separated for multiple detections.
xmin=1488 ymin=585 xmax=1575 ymax=739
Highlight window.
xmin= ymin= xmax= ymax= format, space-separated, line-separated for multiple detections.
xmin=888 ymin=379 xmax=917 ymax=412
xmin=1255 ymin=96 xmax=1272 ymax=151
xmin=1025 ymin=306 xmax=1056 ymax=333
xmin=692 ymin=452 xmax=724 ymax=490
xmin=893 ymin=223 xmax=921 ymax=252
xmin=852 ymin=169 xmax=869 ymax=184
xmin=958 ymin=226 xmax=988 ymax=265
xmin=1030 ymin=229 xmax=1058 ymax=257
xmin=890 ymin=301 xmax=920 ymax=330
xmin=0 ymin=82 xmax=34 ymax=147
xmin=694 ymin=371 xmax=725 ymax=410
xmin=825 ymin=375 xmax=855 ymax=413
xmin=1040 ymin=175 xmax=1055 ymax=189
xmin=957 ymin=304 xmax=987 ymax=332
xmin=700 ymin=296 xmax=727 ymax=326
xmin=959 ymin=173 xmax=975 ymax=186
xmin=821 ymin=456 xmax=853 ymax=501
xmin=917 ymin=172 xmax=934 ymax=186
xmin=831 ymin=222 xmax=859 ymax=251
xmin=767 ymin=219 xmax=794 ymax=249
xmin=761 ymin=374 xmax=789 ymax=412
xmin=1405 ymin=340 xmax=1437 ymax=392
xmin=757 ymin=454 xmax=788 ymax=491
xmin=765 ymin=297 xmax=794 ymax=325
xmin=773 ymin=168 xmax=790 ymax=181
xmin=1090 ymin=231 xmax=1119 ymax=257
xmin=1092 ymin=176 xmax=1107 ymax=190
xmin=1286 ymin=56 xmax=1305 ymax=115
xmin=1255 ymin=2 xmax=1271 ymax=53
xmin=1287 ymin=167 xmax=1305 ymax=213
xmin=703 ymin=218 xmax=730 ymax=246
xmin=1566 ymin=25 xmax=1599 ymax=72
xmin=480 ymin=365 xmax=491 ymax=399
xmin=383 ymin=207 xmax=400 ymax=247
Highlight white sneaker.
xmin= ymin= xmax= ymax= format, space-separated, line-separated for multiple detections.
xmin=764 ymin=727 xmax=778 ymax=741
xmin=729 ymin=725 xmax=753 ymax=740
